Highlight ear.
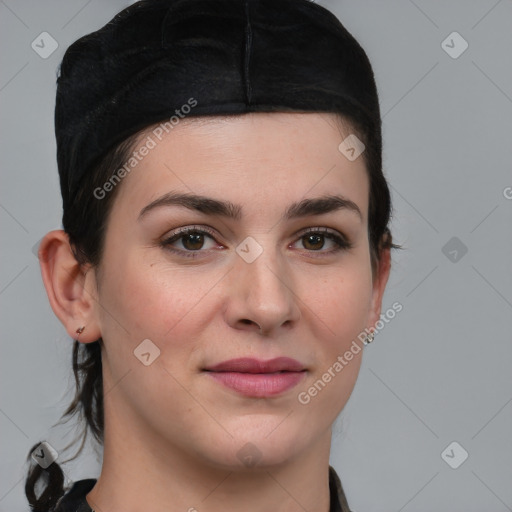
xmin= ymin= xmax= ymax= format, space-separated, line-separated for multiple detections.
xmin=38 ymin=230 xmax=102 ymax=344
xmin=366 ymin=245 xmax=392 ymax=331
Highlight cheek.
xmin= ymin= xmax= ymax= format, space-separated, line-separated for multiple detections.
xmin=98 ymin=252 xmax=224 ymax=350
xmin=307 ymin=259 xmax=373 ymax=347
xmin=298 ymin=266 xmax=370 ymax=418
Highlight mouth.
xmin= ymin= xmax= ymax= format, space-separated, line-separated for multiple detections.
xmin=203 ymin=357 xmax=307 ymax=397
xmin=203 ymin=356 xmax=305 ymax=373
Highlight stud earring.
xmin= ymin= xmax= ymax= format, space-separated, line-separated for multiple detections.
xmin=364 ymin=331 xmax=375 ymax=344
xmin=76 ymin=326 xmax=85 ymax=336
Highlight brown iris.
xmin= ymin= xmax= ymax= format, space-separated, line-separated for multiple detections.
xmin=181 ymin=232 xmax=205 ymax=250
xmin=302 ymin=233 xmax=325 ymax=250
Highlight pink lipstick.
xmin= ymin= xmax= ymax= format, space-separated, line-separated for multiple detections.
xmin=203 ymin=357 xmax=306 ymax=397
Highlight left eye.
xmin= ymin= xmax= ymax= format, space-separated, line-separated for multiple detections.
xmin=292 ymin=228 xmax=352 ymax=254
xmin=292 ymin=229 xmax=350 ymax=252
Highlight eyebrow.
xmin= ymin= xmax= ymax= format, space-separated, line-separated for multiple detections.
xmin=138 ymin=192 xmax=363 ymax=223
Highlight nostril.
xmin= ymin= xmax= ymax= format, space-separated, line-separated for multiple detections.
xmin=241 ymin=319 xmax=259 ymax=328
xmin=238 ymin=319 xmax=265 ymax=335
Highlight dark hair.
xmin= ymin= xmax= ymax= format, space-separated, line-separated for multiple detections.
xmin=25 ymin=133 xmax=140 ymax=512
xmin=25 ymin=6 xmax=401 ymax=512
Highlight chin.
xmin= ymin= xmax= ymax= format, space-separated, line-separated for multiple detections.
xmin=195 ymin=419 xmax=316 ymax=472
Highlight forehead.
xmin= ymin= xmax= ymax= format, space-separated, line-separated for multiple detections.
xmin=111 ymin=112 xmax=369 ymax=222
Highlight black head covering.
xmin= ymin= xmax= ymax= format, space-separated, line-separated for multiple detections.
xmin=55 ymin=0 xmax=380 ymax=209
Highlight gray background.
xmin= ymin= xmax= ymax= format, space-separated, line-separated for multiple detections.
xmin=1 ymin=1 xmax=511 ymax=511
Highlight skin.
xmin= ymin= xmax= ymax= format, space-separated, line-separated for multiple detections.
xmin=39 ymin=112 xmax=391 ymax=512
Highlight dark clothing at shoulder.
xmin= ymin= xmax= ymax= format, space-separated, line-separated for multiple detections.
xmin=55 ymin=466 xmax=352 ymax=512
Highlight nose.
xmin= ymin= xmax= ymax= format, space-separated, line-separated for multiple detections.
xmin=224 ymin=242 xmax=301 ymax=336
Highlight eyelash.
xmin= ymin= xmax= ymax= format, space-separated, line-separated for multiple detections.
xmin=159 ymin=225 xmax=353 ymax=259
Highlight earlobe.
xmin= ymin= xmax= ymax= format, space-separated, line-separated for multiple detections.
xmin=38 ymin=230 xmax=101 ymax=343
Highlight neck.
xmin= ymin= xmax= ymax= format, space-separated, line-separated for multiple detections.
xmin=86 ymin=414 xmax=333 ymax=512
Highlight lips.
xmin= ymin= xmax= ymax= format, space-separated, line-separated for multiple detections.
xmin=203 ymin=357 xmax=307 ymax=397
xmin=203 ymin=357 xmax=305 ymax=373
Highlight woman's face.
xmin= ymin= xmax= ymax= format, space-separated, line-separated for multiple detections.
xmin=89 ymin=112 xmax=390 ymax=469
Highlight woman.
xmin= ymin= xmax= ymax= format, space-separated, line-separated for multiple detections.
xmin=26 ymin=0 xmax=399 ymax=510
